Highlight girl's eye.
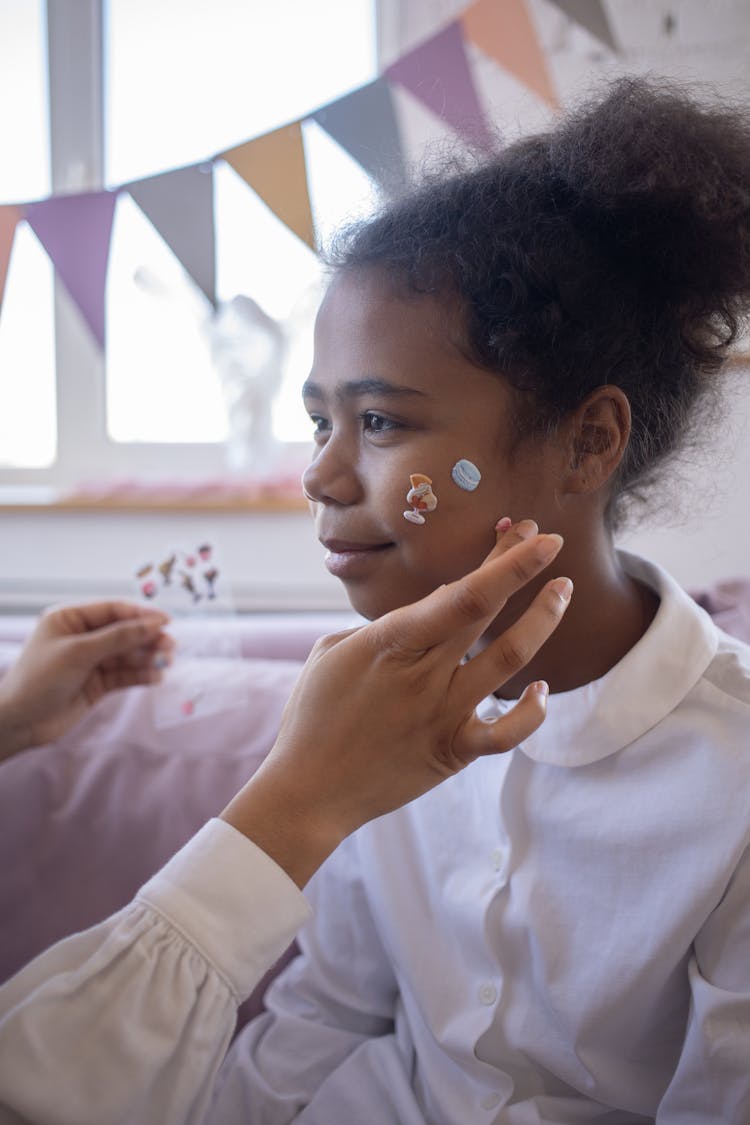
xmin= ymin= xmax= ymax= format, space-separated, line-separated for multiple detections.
xmin=362 ymin=411 xmax=400 ymax=434
xmin=309 ymin=415 xmax=330 ymax=439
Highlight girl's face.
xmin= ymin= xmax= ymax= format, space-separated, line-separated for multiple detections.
xmin=301 ymin=268 xmax=563 ymax=621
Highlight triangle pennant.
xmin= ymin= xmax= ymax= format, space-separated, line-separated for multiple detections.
xmin=0 ymin=205 xmax=21 ymax=310
xmin=386 ymin=21 xmax=494 ymax=152
xmin=127 ymin=164 xmax=216 ymax=307
xmin=313 ymin=77 xmax=407 ymax=196
xmin=461 ymin=0 xmax=558 ymax=108
xmin=25 ymin=190 xmax=117 ymax=347
xmin=545 ymin=0 xmax=619 ymax=53
xmin=221 ymin=122 xmax=316 ymax=250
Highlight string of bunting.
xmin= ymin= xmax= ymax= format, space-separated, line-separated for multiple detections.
xmin=0 ymin=0 xmax=616 ymax=348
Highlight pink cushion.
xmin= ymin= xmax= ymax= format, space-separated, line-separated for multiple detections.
xmin=0 ymin=655 xmax=304 ymax=1020
xmin=688 ymin=577 xmax=750 ymax=645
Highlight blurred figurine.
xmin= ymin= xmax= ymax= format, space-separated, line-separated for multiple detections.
xmin=206 ymin=295 xmax=286 ymax=476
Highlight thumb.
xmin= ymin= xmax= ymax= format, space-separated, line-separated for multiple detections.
xmin=456 ymin=680 xmax=549 ymax=764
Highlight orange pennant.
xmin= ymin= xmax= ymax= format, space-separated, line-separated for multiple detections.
xmin=461 ymin=0 xmax=558 ymax=109
xmin=222 ymin=122 xmax=316 ymax=251
xmin=0 ymin=205 xmax=21 ymax=310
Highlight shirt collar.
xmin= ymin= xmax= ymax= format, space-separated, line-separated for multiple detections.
xmin=477 ymin=552 xmax=719 ymax=768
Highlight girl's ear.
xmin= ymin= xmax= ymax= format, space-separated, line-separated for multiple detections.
xmin=564 ymin=386 xmax=631 ymax=494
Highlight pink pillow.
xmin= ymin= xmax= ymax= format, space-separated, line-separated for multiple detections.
xmin=0 ymin=656 xmax=304 ymax=1004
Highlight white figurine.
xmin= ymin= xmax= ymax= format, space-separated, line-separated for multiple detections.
xmin=206 ymin=295 xmax=286 ymax=475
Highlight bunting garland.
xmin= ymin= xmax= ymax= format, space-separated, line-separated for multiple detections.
xmin=545 ymin=0 xmax=619 ymax=54
xmin=0 ymin=0 xmax=568 ymax=347
xmin=222 ymin=122 xmax=315 ymax=251
xmin=0 ymin=206 xmax=21 ymax=308
xmin=127 ymin=164 xmax=216 ymax=307
xmin=461 ymin=0 xmax=559 ymax=108
xmin=386 ymin=21 xmax=495 ymax=153
xmin=25 ymin=190 xmax=117 ymax=348
xmin=313 ymin=77 xmax=406 ymax=197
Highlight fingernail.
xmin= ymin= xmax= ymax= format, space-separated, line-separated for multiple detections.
xmin=535 ymin=533 xmax=564 ymax=562
xmin=515 ymin=519 xmax=538 ymax=540
xmin=152 ymin=652 xmax=169 ymax=670
xmin=550 ymin=576 xmax=573 ymax=603
xmin=532 ymin=680 xmax=549 ymax=699
xmin=494 ymin=516 xmax=512 ymax=534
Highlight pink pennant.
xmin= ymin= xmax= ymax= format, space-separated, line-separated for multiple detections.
xmin=0 ymin=205 xmax=21 ymax=310
xmin=461 ymin=0 xmax=559 ymax=109
xmin=25 ymin=190 xmax=117 ymax=347
xmin=386 ymin=21 xmax=494 ymax=153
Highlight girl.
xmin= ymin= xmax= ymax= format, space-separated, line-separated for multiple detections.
xmin=207 ymin=78 xmax=750 ymax=1122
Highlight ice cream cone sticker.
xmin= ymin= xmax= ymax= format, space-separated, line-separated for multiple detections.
xmin=404 ymin=473 xmax=438 ymax=525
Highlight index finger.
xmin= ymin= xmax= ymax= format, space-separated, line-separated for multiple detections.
xmin=54 ymin=600 xmax=171 ymax=634
xmin=377 ymin=533 xmax=564 ymax=661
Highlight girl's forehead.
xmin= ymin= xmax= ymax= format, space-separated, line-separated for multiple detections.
xmin=315 ymin=269 xmax=466 ymax=360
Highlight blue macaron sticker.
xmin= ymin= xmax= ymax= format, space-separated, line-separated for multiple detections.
xmin=451 ymin=459 xmax=481 ymax=491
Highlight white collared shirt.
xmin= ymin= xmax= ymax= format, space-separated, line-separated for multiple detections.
xmin=212 ymin=553 xmax=750 ymax=1124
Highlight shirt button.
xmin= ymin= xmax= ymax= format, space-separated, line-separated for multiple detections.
xmin=489 ymin=847 xmax=505 ymax=872
xmin=478 ymin=982 xmax=497 ymax=1005
xmin=480 ymin=1092 xmax=502 ymax=1110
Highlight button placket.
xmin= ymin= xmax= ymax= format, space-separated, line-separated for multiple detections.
xmin=489 ymin=846 xmax=505 ymax=873
xmin=478 ymin=981 xmax=497 ymax=1006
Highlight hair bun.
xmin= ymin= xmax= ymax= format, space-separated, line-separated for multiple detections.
xmin=547 ymin=77 xmax=750 ymax=337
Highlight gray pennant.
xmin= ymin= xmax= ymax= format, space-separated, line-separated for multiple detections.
xmin=127 ymin=164 xmax=216 ymax=307
xmin=313 ymin=77 xmax=407 ymax=197
xmin=547 ymin=0 xmax=619 ymax=53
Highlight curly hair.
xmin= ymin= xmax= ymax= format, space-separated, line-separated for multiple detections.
xmin=325 ymin=77 xmax=750 ymax=526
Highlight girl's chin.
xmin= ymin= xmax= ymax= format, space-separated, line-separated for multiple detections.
xmin=343 ymin=578 xmax=436 ymax=621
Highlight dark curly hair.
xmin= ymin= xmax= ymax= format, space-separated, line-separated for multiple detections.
xmin=325 ymin=77 xmax=750 ymax=526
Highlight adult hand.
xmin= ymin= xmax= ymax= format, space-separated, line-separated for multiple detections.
xmin=221 ymin=528 xmax=571 ymax=886
xmin=0 ymin=601 xmax=174 ymax=761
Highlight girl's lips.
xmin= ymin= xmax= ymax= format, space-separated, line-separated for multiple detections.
xmin=322 ymin=540 xmax=394 ymax=578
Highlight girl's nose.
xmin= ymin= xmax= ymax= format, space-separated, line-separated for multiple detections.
xmin=302 ymin=443 xmax=363 ymax=507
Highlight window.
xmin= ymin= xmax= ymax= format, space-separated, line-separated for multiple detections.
xmin=0 ymin=0 xmax=55 ymax=472
xmin=0 ymin=0 xmax=377 ymax=488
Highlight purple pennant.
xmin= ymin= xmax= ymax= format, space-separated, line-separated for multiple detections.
xmin=386 ymin=21 xmax=494 ymax=153
xmin=25 ymin=190 xmax=117 ymax=348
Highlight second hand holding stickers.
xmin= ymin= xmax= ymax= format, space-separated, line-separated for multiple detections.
xmin=403 ymin=460 xmax=482 ymax=525
xmin=132 ymin=542 xmax=237 ymax=722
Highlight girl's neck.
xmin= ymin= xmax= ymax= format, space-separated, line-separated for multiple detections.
xmin=486 ymin=532 xmax=660 ymax=698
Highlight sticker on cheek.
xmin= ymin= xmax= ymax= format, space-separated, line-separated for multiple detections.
xmin=451 ymin=459 xmax=481 ymax=491
xmin=403 ymin=473 xmax=438 ymax=524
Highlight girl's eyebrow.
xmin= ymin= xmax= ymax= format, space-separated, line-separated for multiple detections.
xmin=302 ymin=377 xmax=428 ymax=402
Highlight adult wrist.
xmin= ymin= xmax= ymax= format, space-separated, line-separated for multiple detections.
xmin=219 ymin=769 xmax=347 ymax=889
